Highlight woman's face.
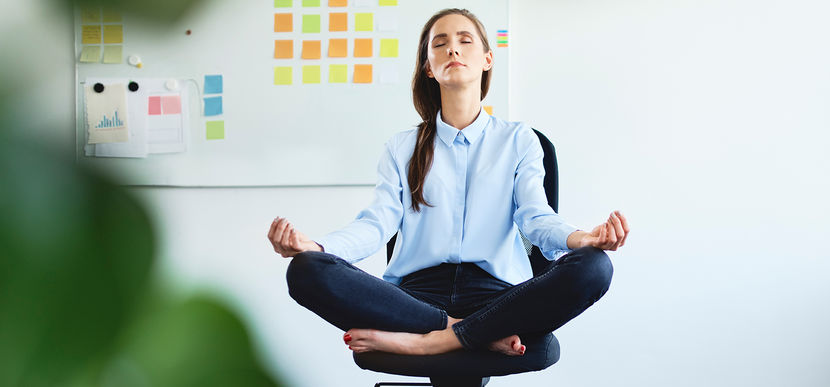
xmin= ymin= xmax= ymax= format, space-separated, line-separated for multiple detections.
xmin=425 ymin=14 xmax=493 ymax=89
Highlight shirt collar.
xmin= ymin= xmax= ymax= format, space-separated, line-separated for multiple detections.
xmin=436 ymin=107 xmax=490 ymax=146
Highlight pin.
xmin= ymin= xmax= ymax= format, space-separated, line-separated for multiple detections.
xmin=165 ymin=79 xmax=179 ymax=91
xmin=93 ymin=83 xmax=105 ymax=93
xmin=128 ymin=81 xmax=139 ymax=92
xmin=128 ymin=55 xmax=143 ymax=69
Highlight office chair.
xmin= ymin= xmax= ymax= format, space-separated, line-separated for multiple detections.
xmin=353 ymin=129 xmax=563 ymax=387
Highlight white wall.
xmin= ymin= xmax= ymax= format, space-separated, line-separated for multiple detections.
xmin=9 ymin=0 xmax=830 ymax=385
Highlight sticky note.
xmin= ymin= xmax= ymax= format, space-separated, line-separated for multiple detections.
xmin=329 ymin=64 xmax=348 ymax=83
xmin=378 ymin=63 xmax=398 ymax=84
xmin=379 ymin=0 xmax=397 ymax=5
xmin=102 ymin=9 xmax=122 ymax=23
xmin=274 ymin=66 xmax=293 ymax=85
xmin=274 ymin=0 xmax=292 ymax=7
xmin=303 ymin=65 xmax=321 ymax=84
xmin=354 ymin=64 xmax=372 ymax=83
xmin=204 ymin=75 xmax=223 ymax=94
xmin=82 ymin=25 xmax=102 ymax=44
xmin=81 ymin=8 xmax=100 ymax=23
xmin=380 ymin=38 xmax=398 ymax=57
xmin=204 ymin=96 xmax=223 ymax=116
xmin=355 ymin=13 xmax=373 ymax=31
xmin=483 ymin=106 xmax=494 ymax=115
xmin=274 ymin=13 xmax=293 ymax=32
xmin=301 ymin=40 xmax=321 ymax=59
xmin=354 ymin=38 xmax=372 ymax=57
xmin=206 ymin=121 xmax=225 ymax=140
xmin=148 ymin=96 xmax=161 ymax=115
xmin=302 ymin=14 xmax=321 ymax=33
xmin=103 ymin=25 xmax=123 ymax=44
xmin=354 ymin=0 xmax=372 ymax=6
xmin=303 ymin=0 xmax=320 ymax=6
xmin=79 ymin=46 xmax=101 ymax=63
xmin=274 ymin=40 xmax=293 ymax=58
xmin=329 ymin=0 xmax=347 ymax=6
xmin=328 ymin=39 xmax=347 ymax=57
xmin=329 ymin=12 xmax=347 ymax=31
xmin=161 ymin=95 xmax=182 ymax=115
xmin=102 ymin=45 xmax=122 ymax=64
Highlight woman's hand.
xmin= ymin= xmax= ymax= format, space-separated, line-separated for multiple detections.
xmin=267 ymin=217 xmax=323 ymax=258
xmin=576 ymin=210 xmax=630 ymax=251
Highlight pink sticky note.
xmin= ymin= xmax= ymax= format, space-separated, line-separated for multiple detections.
xmin=161 ymin=95 xmax=182 ymax=115
xmin=148 ymin=96 xmax=162 ymax=115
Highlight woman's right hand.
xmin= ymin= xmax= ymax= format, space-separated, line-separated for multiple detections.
xmin=267 ymin=217 xmax=323 ymax=258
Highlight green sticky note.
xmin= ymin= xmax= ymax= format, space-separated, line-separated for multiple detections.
xmin=302 ymin=14 xmax=321 ymax=33
xmin=379 ymin=0 xmax=397 ymax=5
xmin=379 ymin=38 xmax=398 ymax=57
xmin=355 ymin=13 xmax=373 ymax=31
xmin=274 ymin=66 xmax=293 ymax=85
xmin=329 ymin=64 xmax=348 ymax=83
xmin=274 ymin=0 xmax=292 ymax=7
xmin=102 ymin=45 xmax=122 ymax=64
xmin=302 ymin=65 xmax=321 ymax=84
xmin=79 ymin=46 xmax=101 ymax=63
xmin=302 ymin=0 xmax=320 ymax=6
xmin=206 ymin=120 xmax=225 ymax=140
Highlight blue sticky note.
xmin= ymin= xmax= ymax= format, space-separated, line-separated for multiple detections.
xmin=204 ymin=75 xmax=223 ymax=94
xmin=204 ymin=96 xmax=223 ymax=116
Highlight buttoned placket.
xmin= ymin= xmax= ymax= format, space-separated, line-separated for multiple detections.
xmin=450 ymin=130 xmax=469 ymax=264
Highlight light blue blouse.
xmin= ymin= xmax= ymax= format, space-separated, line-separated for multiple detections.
xmin=316 ymin=109 xmax=578 ymax=285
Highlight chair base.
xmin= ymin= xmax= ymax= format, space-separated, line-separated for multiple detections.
xmin=374 ymin=377 xmax=489 ymax=387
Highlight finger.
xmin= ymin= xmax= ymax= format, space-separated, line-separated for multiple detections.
xmin=605 ymin=217 xmax=617 ymax=246
xmin=610 ymin=213 xmax=624 ymax=248
xmin=267 ymin=217 xmax=281 ymax=242
xmin=280 ymin=222 xmax=293 ymax=249
xmin=598 ymin=221 xmax=606 ymax=247
xmin=616 ymin=211 xmax=631 ymax=246
xmin=290 ymin=229 xmax=301 ymax=250
xmin=272 ymin=218 xmax=289 ymax=243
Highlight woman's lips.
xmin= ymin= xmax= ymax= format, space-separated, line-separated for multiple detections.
xmin=446 ymin=61 xmax=465 ymax=69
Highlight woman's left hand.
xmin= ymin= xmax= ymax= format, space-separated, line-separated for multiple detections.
xmin=578 ymin=210 xmax=630 ymax=251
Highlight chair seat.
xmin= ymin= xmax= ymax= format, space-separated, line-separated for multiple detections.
xmin=353 ymin=332 xmax=560 ymax=378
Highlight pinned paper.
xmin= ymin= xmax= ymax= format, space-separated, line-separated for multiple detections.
xmin=81 ymin=8 xmax=101 ymax=23
xmin=329 ymin=0 xmax=347 ymax=6
xmin=85 ymin=82 xmax=129 ymax=144
xmin=274 ymin=40 xmax=293 ymax=58
xmin=82 ymin=25 xmax=102 ymax=44
xmin=379 ymin=0 xmax=397 ymax=5
xmin=303 ymin=14 xmax=321 ymax=33
xmin=329 ymin=64 xmax=348 ymax=83
xmin=79 ymin=46 xmax=101 ymax=63
xmin=303 ymin=65 xmax=321 ymax=84
xmin=274 ymin=13 xmax=293 ymax=32
xmin=148 ymin=96 xmax=162 ymax=115
xmin=483 ymin=106 xmax=494 ymax=115
xmin=354 ymin=64 xmax=372 ymax=83
xmin=274 ymin=0 xmax=292 ymax=7
xmin=102 ymin=9 xmax=122 ymax=23
xmin=328 ymin=39 xmax=347 ymax=57
xmin=161 ymin=95 xmax=182 ymax=114
xmin=274 ymin=66 xmax=293 ymax=85
xmin=204 ymin=96 xmax=223 ymax=116
xmin=102 ymin=45 xmax=123 ymax=64
xmin=354 ymin=38 xmax=372 ymax=57
xmin=103 ymin=25 xmax=123 ymax=44
xmin=380 ymin=39 xmax=398 ymax=57
xmin=329 ymin=12 xmax=347 ymax=31
xmin=302 ymin=40 xmax=321 ymax=59
xmin=204 ymin=75 xmax=223 ymax=94
xmin=355 ymin=13 xmax=373 ymax=31
xmin=206 ymin=120 xmax=225 ymax=140
xmin=302 ymin=0 xmax=320 ymax=6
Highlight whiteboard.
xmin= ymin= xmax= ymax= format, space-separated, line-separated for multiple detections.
xmin=74 ymin=0 xmax=510 ymax=186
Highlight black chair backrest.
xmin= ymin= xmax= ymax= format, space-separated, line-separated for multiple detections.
xmin=386 ymin=129 xmax=560 ymax=277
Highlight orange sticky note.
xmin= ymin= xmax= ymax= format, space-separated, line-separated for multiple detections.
xmin=302 ymin=40 xmax=322 ymax=59
xmin=274 ymin=40 xmax=293 ymax=59
xmin=274 ymin=13 xmax=293 ymax=32
xmin=354 ymin=38 xmax=372 ymax=57
xmin=328 ymin=0 xmax=347 ymax=6
xmin=329 ymin=12 xmax=347 ymax=32
xmin=354 ymin=64 xmax=372 ymax=83
xmin=328 ymin=38 xmax=347 ymax=57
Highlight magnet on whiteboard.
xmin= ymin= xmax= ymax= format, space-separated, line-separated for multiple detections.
xmin=128 ymin=55 xmax=143 ymax=68
xmin=165 ymin=79 xmax=179 ymax=91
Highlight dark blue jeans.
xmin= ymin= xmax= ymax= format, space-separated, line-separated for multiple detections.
xmin=286 ymin=246 xmax=613 ymax=351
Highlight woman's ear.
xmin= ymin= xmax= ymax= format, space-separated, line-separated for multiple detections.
xmin=483 ymin=50 xmax=494 ymax=71
xmin=426 ymin=63 xmax=434 ymax=78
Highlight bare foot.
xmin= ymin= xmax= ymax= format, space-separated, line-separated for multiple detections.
xmin=488 ymin=334 xmax=525 ymax=356
xmin=344 ymin=328 xmax=462 ymax=355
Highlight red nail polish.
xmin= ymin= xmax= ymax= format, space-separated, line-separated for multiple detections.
xmin=344 ymin=334 xmax=352 ymax=342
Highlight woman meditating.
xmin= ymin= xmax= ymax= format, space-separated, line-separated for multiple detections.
xmin=268 ymin=8 xmax=630 ymax=358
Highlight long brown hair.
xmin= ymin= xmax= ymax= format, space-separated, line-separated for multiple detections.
xmin=409 ymin=8 xmax=492 ymax=212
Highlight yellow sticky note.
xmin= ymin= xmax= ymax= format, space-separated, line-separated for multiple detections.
xmin=354 ymin=64 xmax=372 ymax=83
xmin=82 ymin=25 xmax=101 ymax=44
xmin=354 ymin=38 xmax=372 ymax=57
xmin=274 ymin=66 xmax=293 ymax=85
xmin=303 ymin=65 xmax=321 ymax=83
xmin=329 ymin=12 xmax=347 ymax=32
xmin=302 ymin=0 xmax=320 ymax=6
xmin=81 ymin=8 xmax=100 ymax=23
xmin=483 ymin=105 xmax=494 ymax=115
xmin=329 ymin=0 xmax=348 ymax=6
xmin=329 ymin=64 xmax=348 ymax=83
xmin=303 ymin=14 xmax=321 ymax=33
xmin=379 ymin=0 xmax=397 ymax=5
xmin=103 ymin=25 xmax=123 ymax=44
xmin=79 ymin=46 xmax=101 ymax=63
xmin=301 ymin=40 xmax=321 ymax=59
xmin=274 ymin=13 xmax=293 ymax=32
xmin=206 ymin=121 xmax=225 ymax=140
xmin=274 ymin=40 xmax=293 ymax=58
xmin=328 ymin=39 xmax=347 ymax=57
xmin=102 ymin=9 xmax=122 ymax=23
xmin=275 ymin=0 xmax=292 ymax=7
xmin=355 ymin=13 xmax=373 ymax=32
xmin=102 ymin=45 xmax=123 ymax=64
xmin=380 ymin=38 xmax=398 ymax=57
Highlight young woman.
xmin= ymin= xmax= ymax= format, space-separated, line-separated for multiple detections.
xmin=267 ymin=8 xmax=630 ymax=357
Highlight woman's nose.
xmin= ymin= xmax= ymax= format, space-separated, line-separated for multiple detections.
xmin=447 ymin=46 xmax=459 ymax=57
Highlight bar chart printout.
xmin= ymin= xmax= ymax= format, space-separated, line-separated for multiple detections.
xmin=85 ymin=82 xmax=129 ymax=144
xmin=94 ymin=110 xmax=125 ymax=128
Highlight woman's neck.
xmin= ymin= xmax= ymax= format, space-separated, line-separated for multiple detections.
xmin=439 ymin=84 xmax=481 ymax=130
